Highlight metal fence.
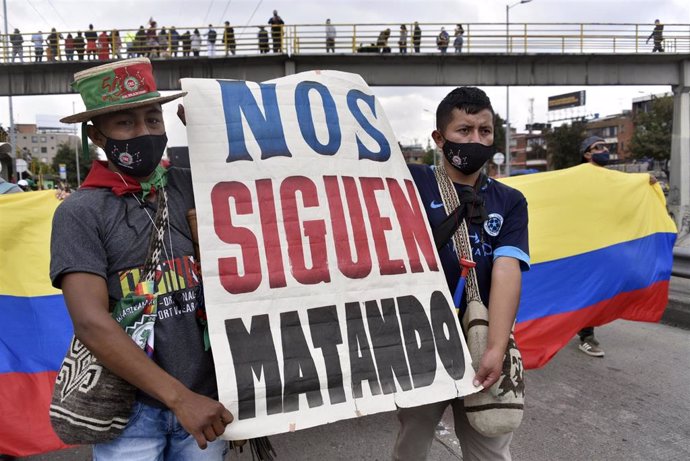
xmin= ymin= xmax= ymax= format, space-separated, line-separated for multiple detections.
xmin=2 ymin=22 xmax=690 ymax=63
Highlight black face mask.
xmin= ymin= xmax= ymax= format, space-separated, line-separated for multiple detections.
xmin=102 ymin=133 xmax=168 ymax=178
xmin=442 ymin=139 xmax=496 ymax=175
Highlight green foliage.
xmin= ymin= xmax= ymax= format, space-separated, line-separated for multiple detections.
xmin=51 ymin=142 xmax=99 ymax=187
xmin=546 ymin=120 xmax=587 ymax=170
xmin=630 ymin=96 xmax=673 ymax=161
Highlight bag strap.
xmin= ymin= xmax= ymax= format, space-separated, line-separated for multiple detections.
xmin=433 ymin=165 xmax=482 ymax=302
xmin=141 ymin=187 xmax=168 ymax=282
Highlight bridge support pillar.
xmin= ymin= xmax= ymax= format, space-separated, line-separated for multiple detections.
xmin=669 ymin=60 xmax=690 ymax=238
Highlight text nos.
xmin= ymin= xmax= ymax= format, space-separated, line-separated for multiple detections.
xmin=211 ymin=175 xmax=439 ymax=294
xmin=225 ymin=291 xmax=466 ymax=420
xmin=219 ymin=80 xmax=392 ymax=162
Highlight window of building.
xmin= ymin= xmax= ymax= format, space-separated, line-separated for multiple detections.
xmin=41 ymin=147 xmax=47 ymax=154
xmin=32 ymin=147 xmax=39 ymax=153
xmin=32 ymin=136 xmax=38 ymax=143
xmin=40 ymin=136 xmax=47 ymax=143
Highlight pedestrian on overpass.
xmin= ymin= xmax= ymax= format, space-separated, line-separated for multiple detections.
xmin=413 ymin=21 xmax=422 ymax=52
xmin=393 ymin=86 xmax=529 ymax=461
xmin=646 ymin=19 xmax=664 ymax=52
xmin=325 ymin=19 xmax=336 ymax=53
xmin=10 ymin=29 xmax=23 ymax=62
xmin=268 ymin=10 xmax=284 ymax=52
xmin=437 ymin=27 xmax=449 ymax=54
xmin=206 ymin=25 xmax=217 ymax=57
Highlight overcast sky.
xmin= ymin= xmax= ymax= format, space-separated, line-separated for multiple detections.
xmin=2 ymin=0 xmax=689 ymax=149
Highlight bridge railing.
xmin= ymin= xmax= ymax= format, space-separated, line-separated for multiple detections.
xmin=2 ymin=22 xmax=689 ymax=63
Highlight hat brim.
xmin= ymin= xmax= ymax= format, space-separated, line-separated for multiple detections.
xmin=60 ymin=92 xmax=187 ymax=124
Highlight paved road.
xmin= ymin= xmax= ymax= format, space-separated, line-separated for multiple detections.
xmin=19 ymin=317 xmax=690 ymax=461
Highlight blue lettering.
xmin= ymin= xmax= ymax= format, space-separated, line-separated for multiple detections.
xmin=346 ymin=89 xmax=391 ymax=162
xmin=218 ymin=81 xmax=290 ymax=162
xmin=295 ymin=82 xmax=341 ymax=156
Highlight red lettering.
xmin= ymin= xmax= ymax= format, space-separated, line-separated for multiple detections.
xmin=359 ymin=177 xmax=406 ymax=276
xmin=323 ymin=176 xmax=372 ymax=279
xmin=280 ymin=176 xmax=330 ymax=285
xmin=386 ymin=178 xmax=439 ymax=273
xmin=211 ymin=182 xmax=261 ymax=294
xmin=256 ymin=179 xmax=287 ymax=288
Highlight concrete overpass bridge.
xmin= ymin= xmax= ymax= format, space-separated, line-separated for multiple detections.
xmin=1 ymin=21 xmax=689 ymax=233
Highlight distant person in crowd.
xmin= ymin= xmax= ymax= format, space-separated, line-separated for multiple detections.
xmin=268 ymin=9 xmax=284 ymax=52
xmin=205 ymin=24 xmax=217 ymax=57
xmin=146 ymin=18 xmax=160 ymax=58
xmin=10 ymin=28 xmax=23 ymax=62
xmin=258 ymin=25 xmax=269 ymax=53
xmin=576 ymin=135 xmax=657 ymax=357
xmin=170 ymin=26 xmax=180 ymax=57
xmin=181 ymin=30 xmax=192 ymax=57
xmin=454 ymin=24 xmax=464 ymax=53
xmin=377 ymin=28 xmax=391 ymax=53
xmin=46 ymin=28 xmax=63 ymax=61
xmin=97 ymin=30 xmax=110 ymax=60
xmin=223 ymin=21 xmax=236 ymax=56
xmin=85 ymin=24 xmax=98 ymax=60
xmin=17 ymin=179 xmax=31 ymax=192
xmin=112 ymin=29 xmax=122 ymax=59
xmin=74 ymin=31 xmax=86 ymax=60
xmin=32 ymin=30 xmax=44 ymax=62
xmin=191 ymin=28 xmax=202 ymax=57
xmin=159 ymin=27 xmax=169 ymax=58
xmin=134 ymin=25 xmax=147 ymax=57
xmin=413 ymin=21 xmax=422 ymax=53
xmin=124 ymin=29 xmax=136 ymax=58
xmin=0 ymin=177 xmax=22 ymax=194
xmin=64 ymin=33 xmax=75 ymax=60
xmin=646 ymin=19 xmax=664 ymax=52
xmin=437 ymin=26 xmax=449 ymax=53
xmin=325 ymin=18 xmax=336 ymax=53
xmin=399 ymin=24 xmax=408 ymax=53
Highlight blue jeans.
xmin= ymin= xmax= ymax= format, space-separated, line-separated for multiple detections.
xmin=93 ymin=401 xmax=229 ymax=461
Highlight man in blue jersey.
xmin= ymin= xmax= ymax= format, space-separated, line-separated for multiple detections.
xmin=393 ymin=87 xmax=530 ymax=461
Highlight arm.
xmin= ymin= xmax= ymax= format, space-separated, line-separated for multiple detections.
xmin=61 ymin=272 xmax=232 ymax=448
xmin=473 ymin=256 xmax=521 ymax=389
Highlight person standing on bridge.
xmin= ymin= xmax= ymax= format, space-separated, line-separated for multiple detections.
xmin=85 ymin=24 xmax=98 ymax=60
xmin=51 ymin=57 xmax=233 ymax=460
xmin=74 ymin=31 xmax=85 ymax=60
xmin=223 ymin=21 xmax=236 ymax=56
xmin=393 ymin=87 xmax=529 ymax=461
xmin=325 ymin=19 xmax=336 ymax=53
xmin=436 ymin=27 xmax=449 ymax=54
xmin=206 ymin=25 xmax=217 ymax=57
xmin=399 ymin=24 xmax=408 ymax=54
xmin=413 ymin=21 xmax=422 ymax=53
xmin=646 ymin=19 xmax=664 ymax=52
xmin=268 ymin=10 xmax=284 ymax=53
xmin=31 ymin=31 xmax=43 ymax=62
xmin=10 ymin=29 xmax=23 ymax=62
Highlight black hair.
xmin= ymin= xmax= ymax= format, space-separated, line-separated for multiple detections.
xmin=436 ymin=87 xmax=494 ymax=132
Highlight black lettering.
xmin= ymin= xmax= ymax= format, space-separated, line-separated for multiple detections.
xmin=365 ymin=298 xmax=412 ymax=394
xmin=280 ymin=311 xmax=323 ymax=412
xmin=430 ymin=291 xmax=465 ymax=380
xmin=397 ymin=295 xmax=436 ymax=388
xmin=225 ymin=315 xmax=283 ymax=419
xmin=345 ymin=301 xmax=381 ymax=398
xmin=307 ymin=305 xmax=346 ymax=404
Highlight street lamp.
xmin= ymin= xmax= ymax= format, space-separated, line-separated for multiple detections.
xmin=505 ymin=0 xmax=533 ymax=177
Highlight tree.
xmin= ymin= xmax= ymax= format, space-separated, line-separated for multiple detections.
xmin=545 ymin=120 xmax=587 ymax=170
xmin=630 ymin=96 xmax=673 ymax=161
xmin=493 ymin=113 xmax=506 ymax=156
xmin=51 ymin=142 xmax=99 ymax=187
xmin=422 ymin=138 xmax=437 ymax=165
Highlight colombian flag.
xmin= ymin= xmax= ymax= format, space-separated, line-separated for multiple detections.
xmin=0 ymin=191 xmax=72 ymax=457
xmin=504 ymin=164 xmax=677 ymax=369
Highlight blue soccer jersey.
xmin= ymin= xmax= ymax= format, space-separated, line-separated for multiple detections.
xmin=409 ymin=164 xmax=530 ymax=311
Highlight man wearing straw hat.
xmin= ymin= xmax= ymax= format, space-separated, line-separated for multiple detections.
xmin=50 ymin=57 xmax=232 ymax=460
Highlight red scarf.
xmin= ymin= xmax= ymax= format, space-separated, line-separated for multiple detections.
xmin=80 ymin=160 xmax=143 ymax=196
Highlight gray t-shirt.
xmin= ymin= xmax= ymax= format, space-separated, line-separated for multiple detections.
xmin=50 ymin=167 xmax=217 ymax=407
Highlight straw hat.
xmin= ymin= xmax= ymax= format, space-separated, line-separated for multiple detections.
xmin=61 ymin=57 xmax=186 ymax=124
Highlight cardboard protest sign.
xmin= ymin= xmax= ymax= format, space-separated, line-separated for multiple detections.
xmin=181 ymin=71 xmax=476 ymax=439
